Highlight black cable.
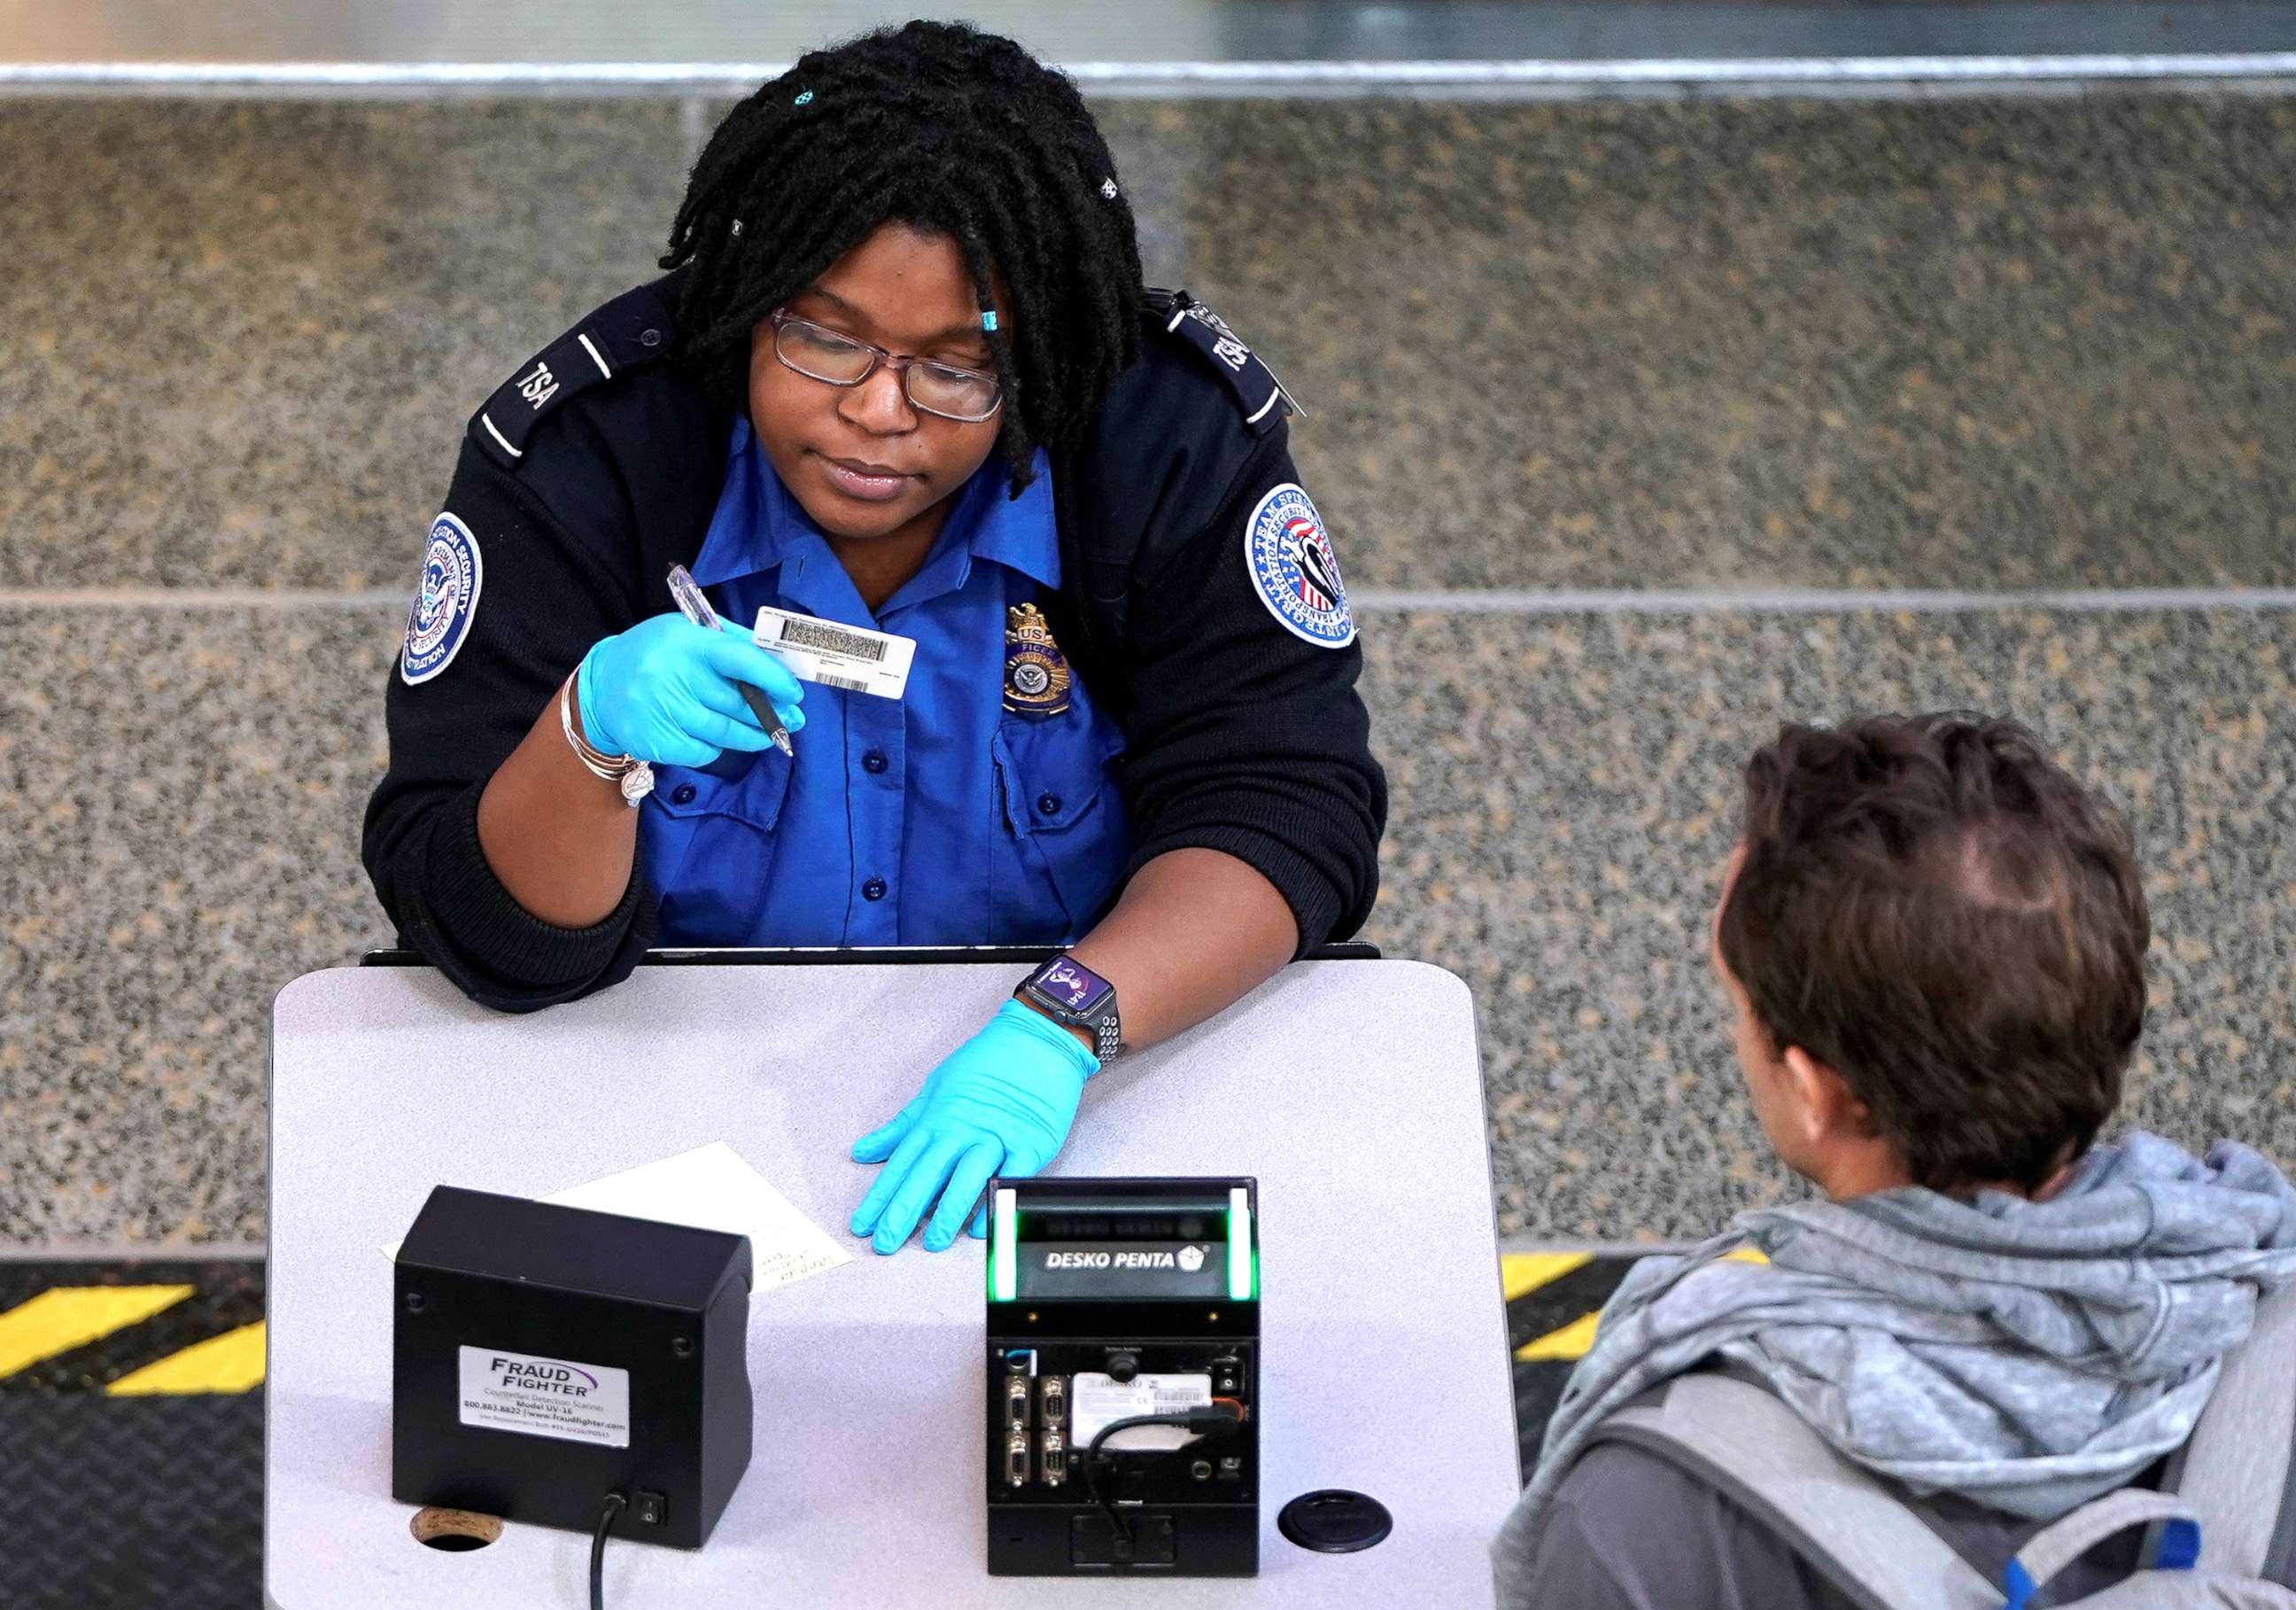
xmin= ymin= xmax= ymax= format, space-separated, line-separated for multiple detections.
xmin=1082 ymin=1404 xmax=1245 ymax=1559
xmin=589 ymin=1490 xmax=627 ymax=1610
xmin=1082 ymin=1413 xmax=1164 ymax=1554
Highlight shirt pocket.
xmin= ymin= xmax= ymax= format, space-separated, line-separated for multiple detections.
xmin=989 ymin=719 xmax=1130 ymax=943
xmin=639 ymin=751 xmax=795 ymax=945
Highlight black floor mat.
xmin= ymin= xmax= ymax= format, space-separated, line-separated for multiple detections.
xmin=0 ymin=1392 xmax=264 ymax=1610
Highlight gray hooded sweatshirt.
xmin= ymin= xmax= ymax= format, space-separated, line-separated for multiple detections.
xmin=1493 ymin=1133 xmax=2296 ymax=1606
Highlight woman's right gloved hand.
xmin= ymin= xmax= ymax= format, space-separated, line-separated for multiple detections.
xmin=574 ymin=614 xmax=806 ymax=767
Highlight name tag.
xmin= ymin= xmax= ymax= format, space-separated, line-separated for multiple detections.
xmin=750 ymin=605 xmax=916 ymax=700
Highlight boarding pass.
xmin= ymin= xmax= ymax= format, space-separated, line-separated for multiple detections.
xmin=750 ymin=605 xmax=916 ymax=699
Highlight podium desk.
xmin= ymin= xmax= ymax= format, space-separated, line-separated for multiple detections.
xmin=265 ymin=959 xmax=1517 ymax=1607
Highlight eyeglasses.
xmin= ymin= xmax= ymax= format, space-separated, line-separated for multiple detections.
xmin=767 ymin=311 xmax=1004 ymax=424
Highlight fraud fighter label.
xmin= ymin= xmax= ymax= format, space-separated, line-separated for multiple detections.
xmin=457 ymin=1344 xmax=631 ymax=1449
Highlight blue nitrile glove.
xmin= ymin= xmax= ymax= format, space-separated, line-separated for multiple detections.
xmin=576 ymin=614 xmax=804 ymax=767
xmin=849 ymin=999 xmax=1100 ymax=1254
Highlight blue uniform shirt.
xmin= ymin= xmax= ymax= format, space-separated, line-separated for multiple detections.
xmin=639 ymin=420 xmax=1131 ymax=947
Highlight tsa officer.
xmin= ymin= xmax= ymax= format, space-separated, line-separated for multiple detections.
xmin=365 ymin=22 xmax=1385 ymax=1252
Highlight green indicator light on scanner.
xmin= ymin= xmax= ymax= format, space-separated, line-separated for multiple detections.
xmin=991 ymin=1188 xmax=1019 ymax=1303
xmin=1227 ymin=1187 xmax=1254 ymax=1301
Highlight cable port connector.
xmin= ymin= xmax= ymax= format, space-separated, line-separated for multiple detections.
xmin=1185 ymin=1401 xmax=1247 ymax=1434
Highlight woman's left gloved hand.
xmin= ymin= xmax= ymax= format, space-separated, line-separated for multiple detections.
xmin=848 ymin=999 xmax=1099 ymax=1254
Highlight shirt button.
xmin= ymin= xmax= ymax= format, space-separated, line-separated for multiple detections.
xmin=1036 ymin=793 xmax=1063 ymax=817
xmin=862 ymin=750 xmax=888 ymax=774
xmin=671 ymin=784 xmax=697 ymax=805
xmin=863 ymin=877 xmax=888 ymax=902
xmin=640 ymin=327 xmax=663 ymax=347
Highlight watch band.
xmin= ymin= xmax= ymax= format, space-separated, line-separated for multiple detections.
xmin=1066 ymin=1010 xmax=1119 ymax=1062
xmin=558 ymin=674 xmax=655 ymax=806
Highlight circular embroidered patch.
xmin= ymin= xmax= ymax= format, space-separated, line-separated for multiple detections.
xmin=399 ymin=512 xmax=484 ymax=686
xmin=1244 ymin=483 xmax=1354 ymax=649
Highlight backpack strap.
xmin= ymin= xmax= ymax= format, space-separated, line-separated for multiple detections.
xmin=2001 ymin=1492 xmax=2202 ymax=1609
xmin=1587 ymin=1373 xmax=1999 ymax=1610
xmin=2162 ymin=1287 xmax=2296 ymax=1578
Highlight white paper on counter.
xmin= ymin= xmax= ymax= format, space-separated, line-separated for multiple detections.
xmin=382 ymin=1140 xmax=852 ymax=1291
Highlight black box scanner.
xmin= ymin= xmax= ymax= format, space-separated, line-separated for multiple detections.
xmin=986 ymin=1176 xmax=1260 ymax=1576
xmin=392 ymin=1185 xmax=753 ymax=1550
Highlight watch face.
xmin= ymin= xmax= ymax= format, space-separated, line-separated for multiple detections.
xmin=1036 ymin=958 xmax=1113 ymax=1015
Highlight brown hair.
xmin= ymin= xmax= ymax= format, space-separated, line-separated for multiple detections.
xmin=1715 ymin=713 xmax=2149 ymax=1193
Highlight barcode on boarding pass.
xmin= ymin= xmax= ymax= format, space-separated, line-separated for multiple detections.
xmin=750 ymin=605 xmax=917 ymax=701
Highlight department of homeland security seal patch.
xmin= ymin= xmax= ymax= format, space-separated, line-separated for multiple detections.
xmin=399 ymin=512 xmax=484 ymax=685
xmin=1244 ymin=483 xmax=1354 ymax=649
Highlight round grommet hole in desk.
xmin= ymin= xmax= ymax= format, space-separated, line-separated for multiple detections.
xmin=410 ymin=1505 xmax=504 ymax=1552
xmin=1277 ymin=1489 xmax=1392 ymax=1553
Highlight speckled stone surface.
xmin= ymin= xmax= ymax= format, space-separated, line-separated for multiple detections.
xmin=4 ymin=94 xmax=2295 ymax=594
xmin=1358 ymin=605 xmax=2296 ymax=1240
xmin=1144 ymin=93 xmax=2296 ymax=593
xmin=3 ymin=600 xmax=2290 ymax=1244
xmin=0 ymin=608 xmax=401 ymax=1242
xmin=0 ymin=101 xmax=679 ymax=592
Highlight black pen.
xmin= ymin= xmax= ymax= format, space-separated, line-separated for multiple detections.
xmin=667 ymin=564 xmax=795 ymax=757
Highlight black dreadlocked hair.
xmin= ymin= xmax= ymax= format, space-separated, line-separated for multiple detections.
xmin=662 ymin=20 xmax=1144 ymax=492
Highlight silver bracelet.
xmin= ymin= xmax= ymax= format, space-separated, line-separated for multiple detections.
xmin=558 ymin=674 xmax=655 ymax=806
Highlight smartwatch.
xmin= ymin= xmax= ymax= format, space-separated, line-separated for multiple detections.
xmin=1016 ymin=955 xmax=1123 ymax=1062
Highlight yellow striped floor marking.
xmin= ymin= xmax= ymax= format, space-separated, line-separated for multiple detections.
xmin=1501 ymin=1251 xmax=1591 ymax=1302
xmin=1511 ymin=1247 xmax=1771 ymax=1364
xmin=1517 ymin=1310 xmax=1602 ymax=1362
xmin=0 ymin=1286 xmax=195 ymax=1378
xmin=106 ymin=1320 xmax=267 ymax=1396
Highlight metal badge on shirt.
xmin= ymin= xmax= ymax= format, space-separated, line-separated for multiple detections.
xmin=750 ymin=605 xmax=916 ymax=699
xmin=1003 ymin=603 xmax=1073 ymax=716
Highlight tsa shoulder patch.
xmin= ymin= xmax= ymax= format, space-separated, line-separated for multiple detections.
xmin=1153 ymin=289 xmax=1301 ymax=435
xmin=466 ymin=280 xmax=675 ymax=468
xmin=1244 ymin=483 xmax=1354 ymax=649
xmin=399 ymin=513 xmax=484 ymax=685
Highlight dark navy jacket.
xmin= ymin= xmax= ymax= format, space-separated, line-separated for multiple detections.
xmin=362 ymin=274 xmax=1385 ymax=1010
